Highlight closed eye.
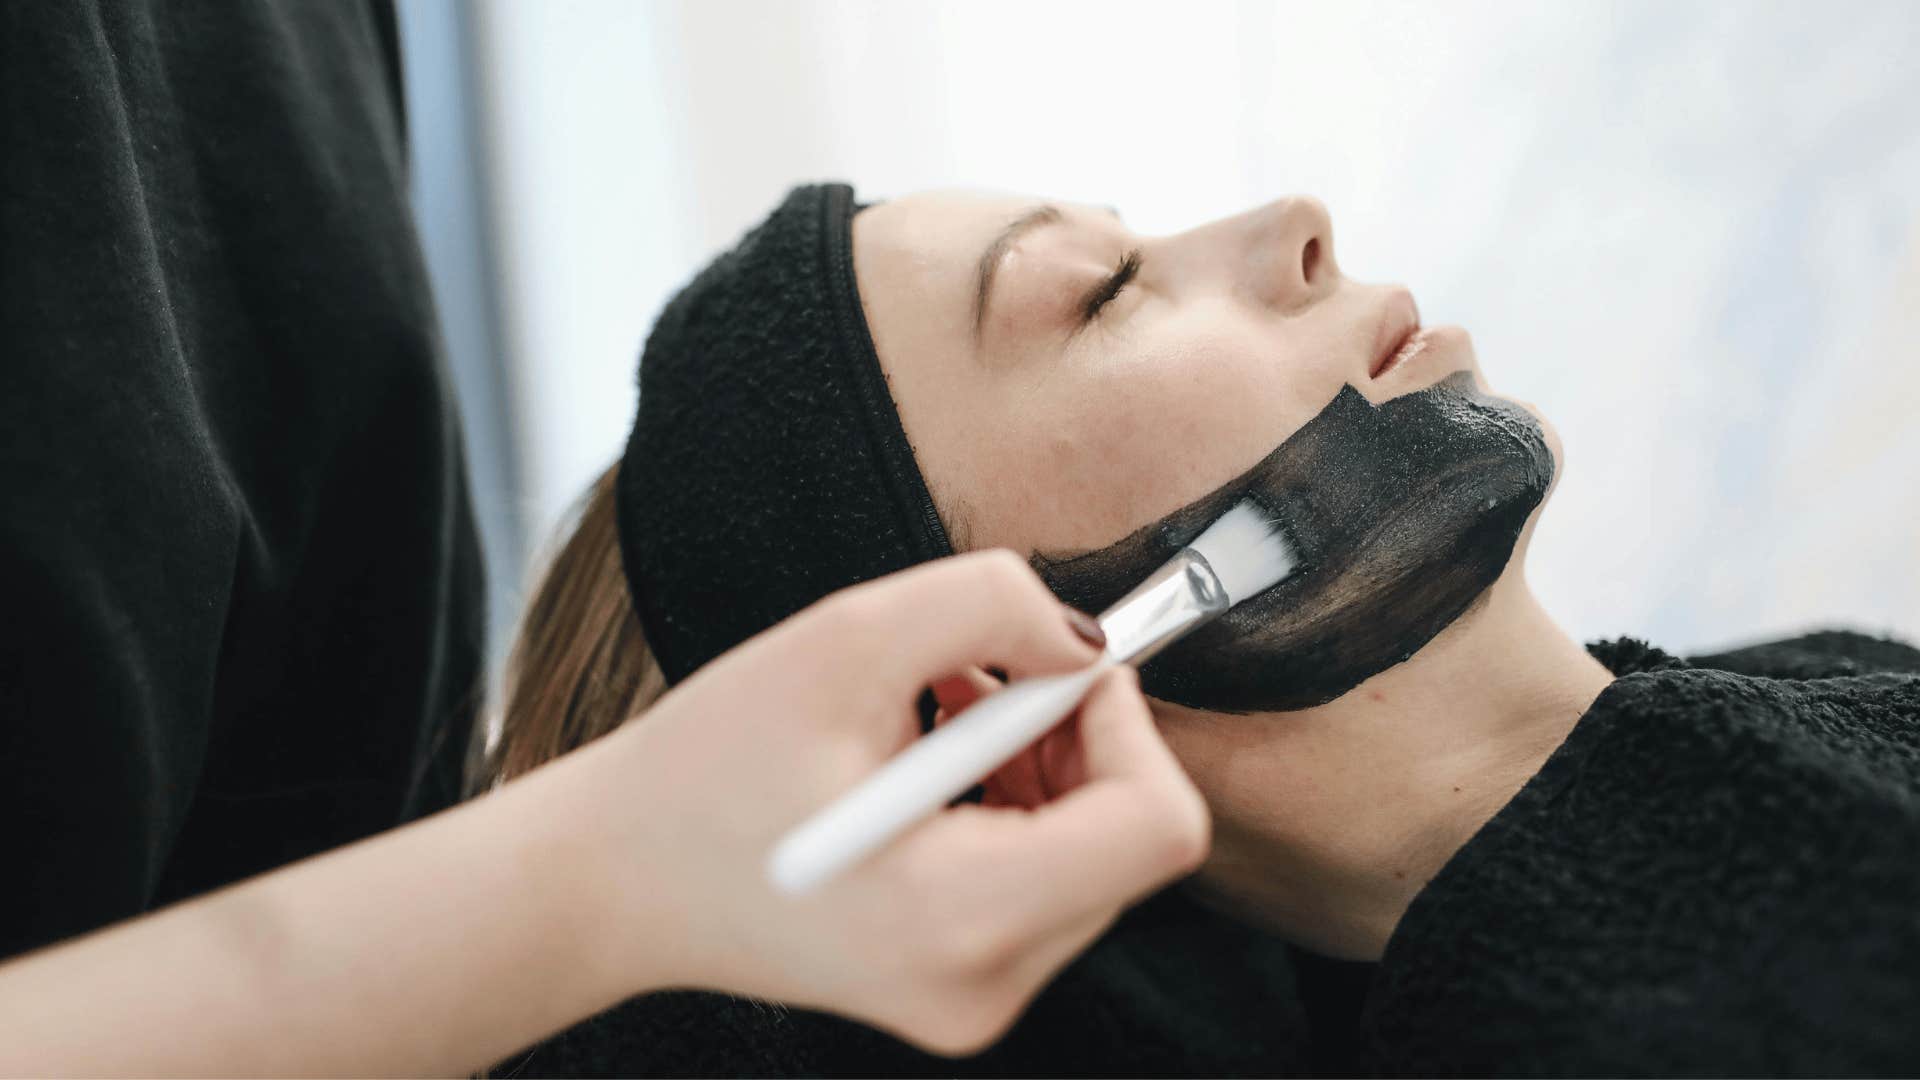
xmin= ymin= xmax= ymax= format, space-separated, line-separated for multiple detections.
xmin=1079 ymin=248 xmax=1143 ymax=323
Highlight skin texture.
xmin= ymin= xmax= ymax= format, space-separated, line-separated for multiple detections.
xmin=854 ymin=191 xmax=1616 ymax=958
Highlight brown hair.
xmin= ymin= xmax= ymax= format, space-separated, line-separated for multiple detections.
xmin=473 ymin=461 xmax=969 ymax=793
xmin=468 ymin=463 xmax=667 ymax=792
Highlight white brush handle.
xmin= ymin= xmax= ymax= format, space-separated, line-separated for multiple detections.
xmin=767 ymin=662 xmax=1112 ymax=895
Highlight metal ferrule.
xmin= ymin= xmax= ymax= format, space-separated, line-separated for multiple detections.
xmin=1096 ymin=547 xmax=1231 ymax=666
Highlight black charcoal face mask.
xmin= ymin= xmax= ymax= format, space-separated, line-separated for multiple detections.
xmin=1032 ymin=370 xmax=1553 ymax=713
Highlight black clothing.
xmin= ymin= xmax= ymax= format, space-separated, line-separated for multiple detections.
xmin=1 ymin=1 xmax=482 ymax=959
xmin=1361 ymin=631 xmax=1920 ymax=1075
xmin=617 ymin=184 xmax=953 ymax=686
xmin=510 ymin=885 xmax=1312 ymax=1079
xmin=512 ymin=631 xmax=1920 ymax=1076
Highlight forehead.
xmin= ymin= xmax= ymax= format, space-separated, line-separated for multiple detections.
xmin=860 ymin=189 xmax=1042 ymax=255
xmin=854 ymin=190 xmax=1113 ymax=346
xmin=852 ymin=192 xmax=1014 ymax=358
xmin=855 ymin=190 xmax=1116 ymax=287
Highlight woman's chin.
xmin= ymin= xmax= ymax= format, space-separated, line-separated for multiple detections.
xmin=1471 ymin=364 xmax=1564 ymax=488
xmin=1527 ymin=405 xmax=1565 ymax=496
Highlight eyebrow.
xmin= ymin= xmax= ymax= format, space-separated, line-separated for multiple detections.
xmin=971 ymin=205 xmax=1064 ymax=339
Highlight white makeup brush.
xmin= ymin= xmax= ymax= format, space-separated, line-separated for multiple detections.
xmin=768 ymin=499 xmax=1297 ymax=895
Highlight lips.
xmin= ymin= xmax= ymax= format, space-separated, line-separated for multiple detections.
xmin=1369 ymin=288 xmax=1422 ymax=380
xmin=1375 ymin=328 xmax=1434 ymax=380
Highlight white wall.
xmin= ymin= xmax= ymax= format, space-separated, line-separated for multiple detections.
xmin=470 ymin=0 xmax=1920 ymax=652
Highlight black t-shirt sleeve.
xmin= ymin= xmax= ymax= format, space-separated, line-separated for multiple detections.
xmin=1 ymin=0 xmax=236 ymax=958
xmin=0 ymin=0 xmax=481 ymax=959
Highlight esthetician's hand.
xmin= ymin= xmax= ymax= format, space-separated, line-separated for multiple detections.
xmin=570 ymin=551 xmax=1210 ymax=1054
xmin=0 ymin=552 xmax=1204 ymax=1078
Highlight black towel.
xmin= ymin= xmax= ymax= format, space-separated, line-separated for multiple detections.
xmin=616 ymin=183 xmax=953 ymax=685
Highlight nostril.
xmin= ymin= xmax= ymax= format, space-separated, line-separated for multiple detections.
xmin=1301 ymin=236 xmax=1321 ymax=284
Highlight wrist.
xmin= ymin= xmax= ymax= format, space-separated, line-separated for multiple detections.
xmin=504 ymin=725 xmax=692 ymax=1003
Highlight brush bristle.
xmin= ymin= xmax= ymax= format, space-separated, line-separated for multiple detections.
xmin=1188 ymin=500 xmax=1297 ymax=605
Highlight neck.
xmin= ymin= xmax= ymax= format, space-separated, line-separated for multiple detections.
xmin=1162 ymin=566 xmax=1615 ymax=960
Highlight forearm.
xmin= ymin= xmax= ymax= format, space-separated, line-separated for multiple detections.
xmin=0 ymin=734 xmax=660 ymax=1078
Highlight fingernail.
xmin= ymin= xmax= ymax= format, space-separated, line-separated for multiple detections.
xmin=1065 ymin=608 xmax=1107 ymax=650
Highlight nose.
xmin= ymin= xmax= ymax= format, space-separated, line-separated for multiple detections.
xmin=1259 ymin=196 xmax=1337 ymax=310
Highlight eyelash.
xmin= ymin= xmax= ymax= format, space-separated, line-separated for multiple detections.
xmin=1080 ymin=249 xmax=1143 ymax=323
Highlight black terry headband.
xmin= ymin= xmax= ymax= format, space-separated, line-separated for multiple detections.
xmin=617 ymin=183 xmax=954 ymax=684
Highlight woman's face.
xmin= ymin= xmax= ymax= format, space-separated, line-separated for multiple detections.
xmin=853 ymin=190 xmax=1558 ymax=571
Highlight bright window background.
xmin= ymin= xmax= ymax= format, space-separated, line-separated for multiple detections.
xmin=405 ymin=0 xmax=1920 ymax=658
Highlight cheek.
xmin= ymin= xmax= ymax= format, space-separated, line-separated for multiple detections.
xmin=1014 ymin=316 xmax=1347 ymax=549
